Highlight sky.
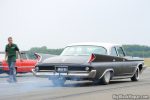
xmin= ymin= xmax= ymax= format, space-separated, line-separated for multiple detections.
xmin=0 ymin=0 xmax=150 ymax=51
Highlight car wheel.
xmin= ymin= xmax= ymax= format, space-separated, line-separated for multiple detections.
xmin=51 ymin=77 xmax=66 ymax=86
xmin=100 ymin=71 xmax=111 ymax=85
xmin=131 ymin=68 xmax=139 ymax=81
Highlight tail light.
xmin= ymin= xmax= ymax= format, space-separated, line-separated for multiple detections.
xmin=88 ymin=54 xmax=96 ymax=63
xmin=34 ymin=53 xmax=41 ymax=61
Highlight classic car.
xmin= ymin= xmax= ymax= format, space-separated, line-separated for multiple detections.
xmin=0 ymin=52 xmax=38 ymax=74
xmin=32 ymin=42 xmax=144 ymax=85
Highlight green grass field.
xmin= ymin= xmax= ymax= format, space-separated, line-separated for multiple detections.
xmin=144 ymin=58 xmax=150 ymax=67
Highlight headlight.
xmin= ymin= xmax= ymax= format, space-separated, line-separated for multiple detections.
xmin=85 ymin=67 xmax=90 ymax=71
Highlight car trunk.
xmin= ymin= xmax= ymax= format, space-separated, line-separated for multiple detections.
xmin=42 ymin=55 xmax=90 ymax=64
xmin=37 ymin=55 xmax=91 ymax=72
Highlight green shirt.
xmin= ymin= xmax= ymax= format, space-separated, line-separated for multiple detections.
xmin=5 ymin=43 xmax=19 ymax=62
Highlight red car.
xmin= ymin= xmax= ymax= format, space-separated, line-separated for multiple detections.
xmin=0 ymin=52 xmax=38 ymax=74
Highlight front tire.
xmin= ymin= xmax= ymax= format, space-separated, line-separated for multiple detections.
xmin=131 ymin=68 xmax=139 ymax=81
xmin=100 ymin=71 xmax=111 ymax=85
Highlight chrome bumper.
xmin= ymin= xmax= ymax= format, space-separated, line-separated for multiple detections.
xmin=32 ymin=69 xmax=96 ymax=79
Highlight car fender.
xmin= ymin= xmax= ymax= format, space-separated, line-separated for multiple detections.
xmin=132 ymin=63 xmax=143 ymax=76
xmin=99 ymin=68 xmax=114 ymax=79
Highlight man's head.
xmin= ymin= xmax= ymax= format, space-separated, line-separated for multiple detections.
xmin=8 ymin=37 xmax=13 ymax=44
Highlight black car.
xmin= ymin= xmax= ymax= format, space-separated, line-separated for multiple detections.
xmin=32 ymin=42 xmax=144 ymax=85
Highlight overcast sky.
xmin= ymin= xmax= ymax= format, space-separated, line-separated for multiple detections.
xmin=0 ymin=0 xmax=150 ymax=51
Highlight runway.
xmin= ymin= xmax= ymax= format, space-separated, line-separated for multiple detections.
xmin=0 ymin=67 xmax=149 ymax=100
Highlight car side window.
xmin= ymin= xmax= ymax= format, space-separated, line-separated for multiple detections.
xmin=16 ymin=53 xmax=28 ymax=59
xmin=117 ymin=47 xmax=125 ymax=57
xmin=110 ymin=47 xmax=118 ymax=56
xmin=21 ymin=53 xmax=28 ymax=59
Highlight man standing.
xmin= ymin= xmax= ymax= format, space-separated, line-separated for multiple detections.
xmin=5 ymin=37 xmax=22 ymax=83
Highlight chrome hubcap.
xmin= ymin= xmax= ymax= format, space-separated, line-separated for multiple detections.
xmin=136 ymin=69 xmax=139 ymax=80
xmin=104 ymin=72 xmax=111 ymax=83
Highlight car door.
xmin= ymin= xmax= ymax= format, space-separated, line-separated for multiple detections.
xmin=110 ymin=47 xmax=124 ymax=76
xmin=115 ymin=46 xmax=133 ymax=76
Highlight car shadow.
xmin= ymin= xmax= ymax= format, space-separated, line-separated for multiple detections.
xmin=109 ymin=80 xmax=131 ymax=84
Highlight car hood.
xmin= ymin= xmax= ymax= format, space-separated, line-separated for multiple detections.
xmin=42 ymin=56 xmax=89 ymax=64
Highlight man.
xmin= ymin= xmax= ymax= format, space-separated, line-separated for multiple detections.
xmin=5 ymin=37 xmax=22 ymax=83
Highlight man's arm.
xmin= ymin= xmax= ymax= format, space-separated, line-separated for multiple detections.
xmin=17 ymin=51 xmax=22 ymax=60
xmin=15 ymin=44 xmax=22 ymax=61
xmin=5 ymin=52 xmax=8 ymax=61
xmin=5 ymin=45 xmax=8 ymax=61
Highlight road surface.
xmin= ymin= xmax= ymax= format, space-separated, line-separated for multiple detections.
xmin=0 ymin=67 xmax=149 ymax=100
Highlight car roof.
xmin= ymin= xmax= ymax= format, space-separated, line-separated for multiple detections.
xmin=67 ymin=42 xmax=122 ymax=50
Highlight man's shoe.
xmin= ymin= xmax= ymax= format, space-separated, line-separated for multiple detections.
xmin=13 ymin=80 xmax=17 ymax=83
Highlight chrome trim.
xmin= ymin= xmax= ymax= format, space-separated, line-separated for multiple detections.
xmin=99 ymin=69 xmax=114 ymax=79
xmin=38 ymin=70 xmax=54 ymax=72
xmin=38 ymin=70 xmax=90 ymax=73
xmin=112 ymin=75 xmax=133 ymax=79
xmin=68 ymin=71 xmax=89 ymax=73
xmin=32 ymin=69 xmax=96 ymax=78
xmin=89 ymin=70 xmax=97 ymax=78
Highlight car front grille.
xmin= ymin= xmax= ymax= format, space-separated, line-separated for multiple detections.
xmin=38 ymin=66 xmax=55 ymax=71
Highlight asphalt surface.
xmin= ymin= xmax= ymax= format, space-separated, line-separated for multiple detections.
xmin=0 ymin=67 xmax=150 ymax=100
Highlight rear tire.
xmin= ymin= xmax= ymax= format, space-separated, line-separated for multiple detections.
xmin=100 ymin=71 xmax=111 ymax=85
xmin=131 ymin=68 xmax=139 ymax=81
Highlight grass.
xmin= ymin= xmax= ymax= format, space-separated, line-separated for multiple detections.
xmin=144 ymin=58 xmax=150 ymax=67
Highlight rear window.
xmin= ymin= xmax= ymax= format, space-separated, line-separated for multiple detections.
xmin=61 ymin=45 xmax=107 ymax=56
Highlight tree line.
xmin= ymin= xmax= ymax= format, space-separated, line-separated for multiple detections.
xmin=27 ymin=45 xmax=150 ymax=58
xmin=123 ymin=45 xmax=150 ymax=58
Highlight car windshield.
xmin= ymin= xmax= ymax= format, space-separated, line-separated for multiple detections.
xmin=61 ymin=45 xmax=107 ymax=56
